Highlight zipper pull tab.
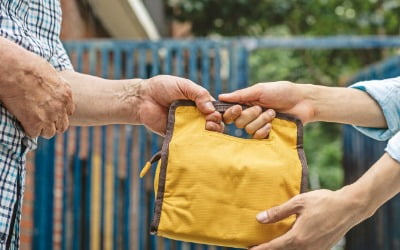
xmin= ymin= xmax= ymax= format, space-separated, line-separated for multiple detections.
xmin=140 ymin=151 xmax=161 ymax=178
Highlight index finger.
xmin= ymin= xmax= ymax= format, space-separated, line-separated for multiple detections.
xmin=256 ymin=195 xmax=305 ymax=223
xmin=223 ymin=105 xmax=242 ymax=124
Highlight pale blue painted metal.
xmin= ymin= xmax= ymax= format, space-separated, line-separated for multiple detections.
xmin=33 ymin=37 xmax=400 ymax=250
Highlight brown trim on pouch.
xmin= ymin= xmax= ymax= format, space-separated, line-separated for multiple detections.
xmin=150 ymin=100 xmax=309 ymax=234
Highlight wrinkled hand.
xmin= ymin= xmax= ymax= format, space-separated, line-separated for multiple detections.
xmin=0 ymin=57 xmax=74 ymax=139
xmin=219 ymin=81 xmax=315 ymax=124
xmin=250 ymin=189 xmax=365 ymax=250
xmin=138 ymin=75 xmax=223 ymax=135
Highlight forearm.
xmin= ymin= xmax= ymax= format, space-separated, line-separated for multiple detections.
xmin=299 ymin=84 xmax=387 ymax=127
xmin=0 ymin=36 xmax=49 ymax=99
xmin=59 ymin=70 xmax=143 ymax=126
xmin=341 ymin=153 xmax=400 ymax=220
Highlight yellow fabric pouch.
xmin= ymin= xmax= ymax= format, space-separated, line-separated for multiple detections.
xmin=140 ymin=100 xmax=308 ymax=249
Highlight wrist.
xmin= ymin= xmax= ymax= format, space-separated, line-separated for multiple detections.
xmin=294 ymin=83 xmax=319 ymax=123
xmin=121 ymin=78 xmax=146 ymax=124
xmin=338 ymin=183 xmax=376 ymax=222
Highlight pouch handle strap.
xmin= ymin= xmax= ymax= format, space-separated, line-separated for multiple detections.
xmin=140 ymin=151 xmax=162 ymax=178
xmin=212 ymin=101 xmax=250 ymax=113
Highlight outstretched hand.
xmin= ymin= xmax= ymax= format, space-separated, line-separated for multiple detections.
xmin=219 ymin=81 xmax=315 ymax=124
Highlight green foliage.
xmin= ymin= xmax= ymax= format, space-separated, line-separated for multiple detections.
xmin=304 ymin=123 xmax=343 ymax=190
xmin=167 ymin=0 xmax=400 ymax=190
xmin=168 ymin=0 xmax=400 ymax=36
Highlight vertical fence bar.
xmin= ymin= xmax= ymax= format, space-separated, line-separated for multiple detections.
xmin=237 ymin=46 xmax=249 ymax=89
xmin=124 ymin=47 xmax=134 ymax=250
xmin=112 ymin=125 xmax=120 ymax=250
xmin=61 ymin=132 xmax=69 ymax=250
xmin=228 ymin=42 xmax=238 ymax=92
xmin=213 ymin=43 xmax=222 ymax=96
xmin=188 ymin=42 xmax=199 ymax=250
xmin=176 ymin=45 xmax=184 ymax=77
xmin=176 ymin=42 xmax=186 ymax=250
xmin=72 ymin=127 xmax=82 ymax=250
xmin=100 ymin=46 xmax=109 ymax=250
xmin=199 ymin=43 xmax=214 ymax=213
xmin=33 ymin=137 xmax=56 ymax=250
xmin=124 ymin=125 xmax=133 ymax=250
xmin=150 ymin=43 xmax=160 ymax=250
xmin=201 ymin=43 xmax=210 ymax=90
xmin=138 ymin=45 xmax=148 ymax=250
xmin=189 ymin=45 xmax=198 ymax=82
xmin=163 ymin=44 xmax=173 ymax=250
xmin=61 ymin=43 xmax=73 ymax=250
xmin=113 ymin=47 xmax=122 ymax=249
xmin=84 ymin=47 xmax=96 ymax=250
xmin=72 ymin=45 xmax=84 ymax=250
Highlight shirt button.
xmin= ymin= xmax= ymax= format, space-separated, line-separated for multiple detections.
xmin=22 ymin=137 xmax=30 ymax=147
xmin=0 ymin=233 xmax=6 ymax=242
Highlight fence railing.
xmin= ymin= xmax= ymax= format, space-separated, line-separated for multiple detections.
xmin=32 ymin=37 xmax=400 ymax=250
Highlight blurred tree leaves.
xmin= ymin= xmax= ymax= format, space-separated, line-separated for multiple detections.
xmin=167 ymin=0 xmax=400 ymax=190
xmin=168 ymin=0 xmax=400 ymax=36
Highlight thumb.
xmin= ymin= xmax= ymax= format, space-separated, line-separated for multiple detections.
xmin=177 ymin=78 xmax=216 ymax=114
xmin=256 ymin=195 xmax=304 ymax=224
xmin=219 ymin=85 xmax=260 ymax=104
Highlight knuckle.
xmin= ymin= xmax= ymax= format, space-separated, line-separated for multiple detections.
xmin=249 ymin=106 xmax=262 ymax=116
xmin=277 ymin=80 xmax=292 ymax=85
xmin=291 ymin=195 xmax=306 ymax=210
xmin=64 ymin=89 xmax=73 ymax=99
xmin=285 ymin=235 xmax=297 ymax=248
xmin=223 ymin=114 xmax=233 ymax=124
xmin=245 ymin=124 xmax=255 ymax=134
xmin=235 ymin=120 xmax=245 ymax=129
xmin=267 ymin=207 xmax=279 ymax=220
xmin=291 ymin=236 xmax=301 ymax=246
xmin=291 ymin=235 xmax=306 ymax=248
xmin=254 ymin=129 xmax=267 ymax=139
xmin=198 ymin=88 xmax=208 ymax=96
xmin=261 ymin=112 xmax=273 ymax=122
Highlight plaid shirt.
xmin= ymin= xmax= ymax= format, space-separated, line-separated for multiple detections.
xmin=0 ymin=1 xmax=72 ymax=249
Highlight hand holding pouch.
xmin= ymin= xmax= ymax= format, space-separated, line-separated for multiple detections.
xmin=140 ymin=100 xmax=308 ymax=248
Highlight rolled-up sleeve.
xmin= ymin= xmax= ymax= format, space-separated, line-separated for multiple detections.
xmin=386 ymin=131 xmax=400 ymax=163
xmin=349 ymin=77 xmax=400 ymax=141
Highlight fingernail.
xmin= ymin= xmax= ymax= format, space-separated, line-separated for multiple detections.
xmin=267 ymin=110 xmax=275 ymax=117
xmin=205 ymin=101 xmax=215 ymax=112
xmin=256 ymin=211 xmax=268 ymax=223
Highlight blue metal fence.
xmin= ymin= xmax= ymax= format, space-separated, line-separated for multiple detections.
xmin=33 ymin=39 xmax=249 ymax=250
xmin=32 ymin=37 xmax=400 ymax=250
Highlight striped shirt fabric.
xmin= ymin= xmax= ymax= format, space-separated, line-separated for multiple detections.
xmin=0 ymin=0 xmax=72 ymax=249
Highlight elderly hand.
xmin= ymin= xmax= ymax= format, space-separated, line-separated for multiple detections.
xmin=0 ymin=38 xmax=74 ymax=139
xmin=137 ymin=75 xmax=223 ymax=135
xmin=250 ymin=188 xmax=365 ymax=250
